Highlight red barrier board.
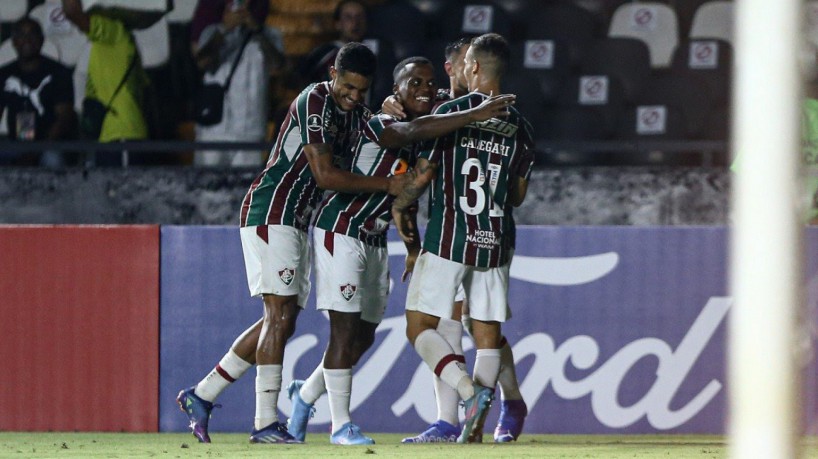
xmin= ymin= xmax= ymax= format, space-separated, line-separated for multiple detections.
xmin=0 ymin=226 xmax=160 ymax=432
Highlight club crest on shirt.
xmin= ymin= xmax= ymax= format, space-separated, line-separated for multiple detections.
xmin=340 ymin=283 xmax=357 ymax=301
xmin=279 ymin=268 xmax=295 ymax=285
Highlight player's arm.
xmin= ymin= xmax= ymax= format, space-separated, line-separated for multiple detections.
xmin=400 ymin=203 xmax=422 ymax=282
xmin=377 ymin=94 xmax=516 ymax=149
xmin=304 ymin=143 xmax=406 ymax=196
xmin=391 ymin=158 xmax=437 ymax=243
xmin=507 ymin=175 xmax=529 ymax=208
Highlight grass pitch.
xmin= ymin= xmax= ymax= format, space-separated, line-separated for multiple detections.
xmin=0 ymin=432 xmax=734 ymax=458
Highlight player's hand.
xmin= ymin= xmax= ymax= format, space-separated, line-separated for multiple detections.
xmin=391 ymin=206 xmax=414 ymax=243
xmin=386 ymin=173 xmax=408 ymax=196
xmin=382 ymin=95 xmax=407 ymax=120
xmin=402 ymin=250 xmax=419 ymax=282
xmin=470 ymin=92 xmax=516 ymax=122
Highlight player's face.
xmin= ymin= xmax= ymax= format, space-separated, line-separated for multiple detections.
xmin=463 ymin=45 xmax=478 ymax=92
xmin=336 ymin=2 xmax=367 ymax=42
xmin=449 ymin=45 xmax=470 ymax=95
xmin=330 ymin=67 xmax=371 ymax=111
xmin=394 ymin=63 xmax=437 ymax=118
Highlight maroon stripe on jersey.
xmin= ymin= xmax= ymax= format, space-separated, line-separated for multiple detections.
xmin=434 ymin=354 xmax=466 ymax=377
xmin=337 ymin=197 xmax=369 ymax=235
xmin=256 ymin=225 xmax=268 ymax=243
xmin=215 ymin=364 xmax=236 ymax=383
xmin=463 ymin=212 xmax=478 ymax=266
xmin=439 ymin=144 xmax=456 ymax=258
xmin=324 ymin=229 xmax=334 ymax=255
xmin=267 ymin=153 xmax=312 ymax=226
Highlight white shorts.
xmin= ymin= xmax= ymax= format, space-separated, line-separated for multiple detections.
xmin=405 ymin=251 xmax=511 ymax=322
xmin=240 ymin=225 xmax=311 ymax=305
xmin=313 ymin=227 xmax=389 ymax=324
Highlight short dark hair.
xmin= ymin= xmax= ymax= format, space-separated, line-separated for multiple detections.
xmin=12 ymin=17 xmax=44 ymax=40
xmin=335 ymin=42 xmax=377 ymax=77
xmin=333 ymin=0 xmax=366 ymax=21
xmin=444 ymin=37 xmax=471 ymax=61
xmin=392 ymin=56 xmax=433 ymax=82
xmin=470 ymin=33 xmax=510 ymax=77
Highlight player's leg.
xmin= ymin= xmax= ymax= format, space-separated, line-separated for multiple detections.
xmin=176 ymin=319 xmax=259 ymax=443
xmin=243 ymin=225 xmax=309 ymax=444
xmin=405 ymin=253 xmax=475 ymax=402
xmin=456 ymin=266 xmax=509 ymax=443
xmin=402 ymin=288 xmax=464 ymax=444
xmin=494 ymin=335 xmax=528 ymax=442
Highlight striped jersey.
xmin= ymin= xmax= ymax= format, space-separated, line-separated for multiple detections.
xmin=421 ymin=91 xmax=535 ymax=267
xmin=240 ymin=81 xmax=372 ymax=230
xmin=314 ymin=113 xmax=418 ymax=247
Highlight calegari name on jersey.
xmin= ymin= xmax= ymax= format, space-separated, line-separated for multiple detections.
xmin=314 ymin=113 xmax=418 ymax=247
xmin=240 ymin=81 xmax=372 ymax=230
xmin=421 ymin=91 xmax=535 ymax=268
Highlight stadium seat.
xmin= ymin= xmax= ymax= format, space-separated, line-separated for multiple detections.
xmin=0 ymin=0 xmax=27 ymax=23
xmin=508 ymin=38 xmax=573 ymax=105
xmin=608 ymin=2 xmax=679 ymax=68
xmin=0 ymin=38 xmax=61 ymax=67
xmin=134 ymin=16 xmax=170 ymax=69
xmin=579 ymin=37 xmax=652 ymax=102
xmin=367 ymin=0 xmax=427 ymax=59
xmin=689 ymin=1 xmax=734 ymax=44
xmin=669 ymin=38 xmax=732 ymax=107
xmin=504 ymin=71 xmax=550 ymax=134
xmin=553 ymin=74 xmax=627 ymax=135
xmin=434 ymin=1 xmax=513 ymax=41
xmin=617 ymin=103 xmax=687 ymax=140
xmin=543 ymin=106 xmax=613 ymax=140
xmin=513 ymin=2 xmax=598 ymax=66
xmin=701 ymin=106 xmax=729 ymax=140
xmin=167 ymin=0 xmax=199 ymax=24
xmin=674 ymin=0 xmax=715 ymax=39
xmin=634 ymin=74 xmax=712 ymax=138
xmin=29 ymin=1 xmax=90 ymax=68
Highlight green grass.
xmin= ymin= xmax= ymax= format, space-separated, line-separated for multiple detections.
xmin=0 ymin=432 xmax=734 ymax=458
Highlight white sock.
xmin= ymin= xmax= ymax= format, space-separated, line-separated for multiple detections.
xmin=254 ymin=364 xmax=282 ymax=430
xmin=324 ymin=368 xmax=352 ymax=433
xmin=473 ymin=348 xmax=501 ymax=389
xmin=414 ymin=329 xmax=473 ymax=401
xmin=195 ymin=349 xmax=252 ymax=402
xmin=300 ymin=362 xmax=326 ymax=405
xmin=435 ymin=319 xmax=464 ymax=425
xmin=497 ymin=338 xmax=522 ymax=400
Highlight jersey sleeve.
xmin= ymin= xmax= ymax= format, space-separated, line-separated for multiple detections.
xmin=363 ymin=113 xmax=399 ymax=144
xmin=296 ymin=85 xmax=332 ymax=145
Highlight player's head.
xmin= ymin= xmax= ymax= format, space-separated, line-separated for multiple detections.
xmin=334 ymin=0 xmax=367 ymax=43
xmin=464 ymin=33 xmax=510 ymax=91
xmin=444 ymin=37 xmax=471 ymax=97
xmin=392 ymin=57 xmax=437 ymax=119
xmin=330 ymin=42 xmax=377 ymax=111
xmin=11 ymin=17 xmax=44 ymax=60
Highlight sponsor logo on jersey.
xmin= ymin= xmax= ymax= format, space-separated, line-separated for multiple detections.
xmin=360 ymin=218 xmax=389 ymax=236
xmin=279 ymin=268 xmax=295 ymax=285
xmin=340 ymin=283 xmax=357 ymax=301
xmin=466 ymin=229 xmax=500 ymax=249
xmin=468 ymin=118 xmax=518 ymax=137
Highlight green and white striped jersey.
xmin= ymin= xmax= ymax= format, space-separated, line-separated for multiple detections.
xmin=421 ymin=91 xmax=534 ymax=267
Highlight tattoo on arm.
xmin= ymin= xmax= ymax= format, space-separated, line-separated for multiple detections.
xmin=393 ymin=161 xmax=436 ymax=210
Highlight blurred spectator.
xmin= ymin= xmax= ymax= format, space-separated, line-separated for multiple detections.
xmin=0 ymin=17 xmax=75 ymax=167
xmin=191 ymin=0 xmax=285 ymax=167
xmin=300 ymin=0 xmax=367 ymax=85
xmin=62 ymin=0 xmax=149 ymax=166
